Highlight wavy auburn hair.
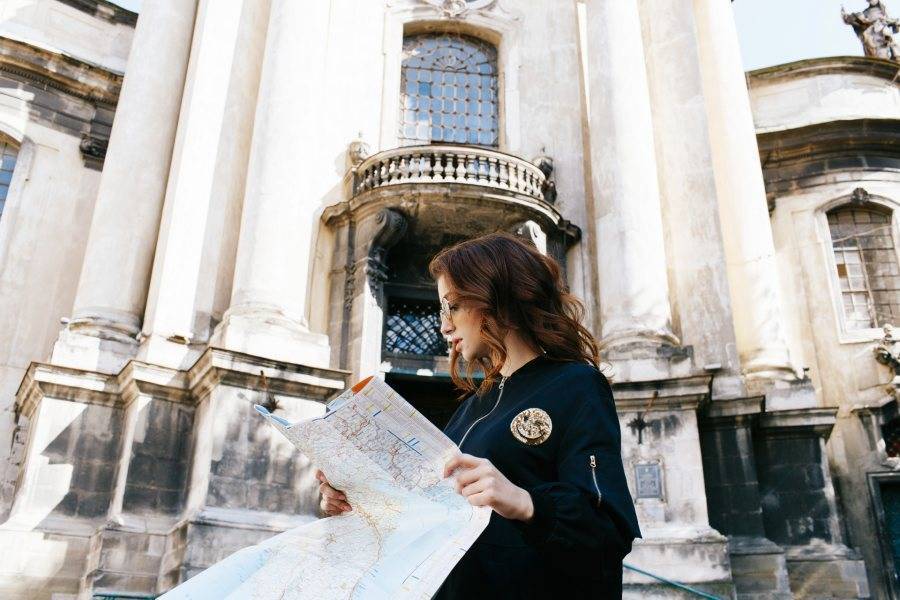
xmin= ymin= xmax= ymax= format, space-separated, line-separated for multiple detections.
xmin=429 ymin=232 xmax=600 ymax=397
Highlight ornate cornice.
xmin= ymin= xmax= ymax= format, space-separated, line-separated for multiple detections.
xmin=748 ymin=55 xmax=900 ymax=84
xmin=758 ymin=118 xmax=900 ymax=167
xmin=0 ymin=36 xmax=122 ymax=104
xmin=54 ymin=0 xmax=138 ymax=27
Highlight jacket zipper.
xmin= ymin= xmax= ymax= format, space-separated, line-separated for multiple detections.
xmin=589 ymin=455 xmax=602 ymax=507
xmin=458 ymin=376 xmax=507 ymax=450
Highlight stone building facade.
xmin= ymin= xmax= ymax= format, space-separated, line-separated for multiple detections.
xmin=0 ymin=0 xmax=896 ymax=598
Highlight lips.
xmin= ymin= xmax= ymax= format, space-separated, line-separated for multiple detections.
xmin=451 ymin=338 xmax=462 ymax=353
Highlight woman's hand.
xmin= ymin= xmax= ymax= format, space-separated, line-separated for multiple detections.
xmin=315 ymin=469 xmax=352 ymax=516
xmin=443 ymin=454 xmax=534 ymax=522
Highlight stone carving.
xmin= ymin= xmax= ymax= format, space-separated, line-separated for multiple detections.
xmin=850 ymin=186 xmax=872 ymax=205
xmin=842 ymin=1 xmax=900 ymax=61
xmin=512 ymin=220 xmax=547 ymax=255
xmin=347 ymin=134 xmax=370 ymax=167
xmin=79 ymin=133 xmax=108 ymax=170
xmin=874 ymin=324 xmax=900 ymax=385
xmin=532 ymin=153 xmax=557 ymax=204
xmin=366 ymin=208 xmax=408 ymax=297
xmin=420 ymin=0 xmax=496 ymax=18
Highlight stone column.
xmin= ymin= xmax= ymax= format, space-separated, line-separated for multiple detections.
xmin=638 ymin=0 xmax=744 ymax=398
xmin=51 ymin=0 xmax=198 ymax=374
xmin=692 ymin=0 xmax=796 ymax=381
xmin=210 ymin=0 xmax=331 ymax=368
xmin=584 ymin=0 xmax=679 ymax=357
xmin=137 ymin=0 xmax=270 ymax=369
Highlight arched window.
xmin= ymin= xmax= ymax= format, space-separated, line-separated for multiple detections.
xmin=827 ymin=204 xmax=900 ymax=330
xmin=0 ymin=136 xmax=19 ymax=217
xmin=399 ymin=33 xmax=499 ymax=147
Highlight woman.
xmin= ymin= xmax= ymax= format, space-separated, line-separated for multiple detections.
xmin=318 ymin=233 xmax=640 ymax=598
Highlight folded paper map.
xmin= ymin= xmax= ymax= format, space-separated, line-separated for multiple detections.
xmin=159 ymin=375 xmax=490 ymax=600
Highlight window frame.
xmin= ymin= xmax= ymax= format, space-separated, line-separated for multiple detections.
xmin=380 ymin=7 xmax=522 ymax=153
xmin=820 ymin=194 xmax=900 ymax=343
xmin=397 ymin=32 xmax=500 ymax=148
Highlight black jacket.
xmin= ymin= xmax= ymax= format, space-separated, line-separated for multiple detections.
xmin=434 ymin=355 xmax=641 ymax=599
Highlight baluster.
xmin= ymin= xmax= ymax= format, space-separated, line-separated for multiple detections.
xmin=433 ymin=152 xmax=444 ymax=181
xmin=362 ymin=165 xmax=373 ymax=191
xmin=464 ymin=154 xmax=475 ymax=181
xmin=487 ymin=157 xmax=498 ymax=186
xmin=499 ymin=160 xmax=509 ymax=189
xmin=378 ymin=160 xmax=388 ymax=187
xmin=421 ymin=152 xmax=432 ymax=181
xmin=399 ymin=156 xmax=410 ymax=182
xmin=444 ymin=152 xmax=456 ymax=181
xmin=442 ymin=153 xmax=453 ymax=181
xmin=386 ymin=157 xmax=397 ymax=183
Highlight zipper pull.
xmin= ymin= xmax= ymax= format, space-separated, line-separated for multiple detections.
xmin=589 ymin=454 xmax=602 ymax=506
xmin=498 ymin=376 xmax=506 ymax=390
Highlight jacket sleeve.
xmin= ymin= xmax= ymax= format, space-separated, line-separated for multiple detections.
xmin=513 ymin=369 xmax=640 ymax=563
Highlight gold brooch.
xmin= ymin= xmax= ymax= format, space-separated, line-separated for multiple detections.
xmin=510 ymin=408 xmax=552 ymax=445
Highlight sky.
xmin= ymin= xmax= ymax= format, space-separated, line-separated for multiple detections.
xmin=107 ymin=0 xmax=867 ymax=71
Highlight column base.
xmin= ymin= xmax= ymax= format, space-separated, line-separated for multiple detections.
xmin=728 ymin=536 xmax=792 ymax=600
xmin=747 ymin=376 xmax=818 ymax=412
xmin=210 ymin=307 xmax=331 ymax=369
xmin=624 ymin=525 xmax=734 ymax=599
xmin=601 ymin=334 xmax=693 ymax=382
xmin=784 ymin=543 xmax=870 ymax=599
xmin=135 ymin=332 xmax=204 ymax=371
xmin=50 ymin=324 xmax=138 ymax=374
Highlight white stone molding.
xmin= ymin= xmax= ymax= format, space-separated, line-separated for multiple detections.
xmin=381 ymin=0 xmax=522 ymax=153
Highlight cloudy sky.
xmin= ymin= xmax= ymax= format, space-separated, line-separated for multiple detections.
xmin=107 ymin=0 xmax=868 ymax=71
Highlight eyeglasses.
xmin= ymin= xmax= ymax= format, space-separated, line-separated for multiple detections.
xmin=439 ymin=296 xmax=454 ymax=324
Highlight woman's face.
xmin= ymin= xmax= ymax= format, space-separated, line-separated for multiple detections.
xmin=437 ymin=275 xmax=489 ymax=362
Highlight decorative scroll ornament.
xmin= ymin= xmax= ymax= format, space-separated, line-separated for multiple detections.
xmin=510 ymin=408 xmax=553 ymax=446
xmin=421 ymin=0 xmax=495 ymax=18
xmin=366 ymin=208 xmax=408 ymax=294
xmin=347 ymin=134 xmax=370 ymax=167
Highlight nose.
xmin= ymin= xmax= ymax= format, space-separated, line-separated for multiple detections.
xmin=440 ymin=313 xmax=453 ymax=336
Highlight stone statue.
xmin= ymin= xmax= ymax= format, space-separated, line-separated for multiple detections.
xmin=842 ymin=0 xmax=900 ymax=61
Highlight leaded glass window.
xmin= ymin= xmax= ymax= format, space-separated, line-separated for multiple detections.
xmin=0 ymin=137 xmax=18 ymax=217
xmin=383 ymin=297 xmax=446 ymax=356
xmin=399 ymin=33 xmax=499 ymax=147
xmin=828 ymin=205 xmax=900 ymax=330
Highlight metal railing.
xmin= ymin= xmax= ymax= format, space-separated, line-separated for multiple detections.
xmin=624 ymin=562 xmax=725 ymax=599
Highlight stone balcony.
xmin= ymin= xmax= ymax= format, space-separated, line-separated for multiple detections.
xmin=350 ymin=143 xmax=554 ymax=204
xmin=328 ymin=143 xmax=575 ymax=254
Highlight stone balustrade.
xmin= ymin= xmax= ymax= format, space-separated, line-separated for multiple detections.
xmin=351 ymin=145 xmax=551 ymax=203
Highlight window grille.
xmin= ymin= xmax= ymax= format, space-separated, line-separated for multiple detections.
xmin=383 ymin=297 xmax=446 ymax=356
xmin=399 ymin=33 xmax=499 ymax=147
xmin=828 ymin=206 xmax=900 ymax=330
xmin=0 ymin=137 xmax=18 ymax=217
